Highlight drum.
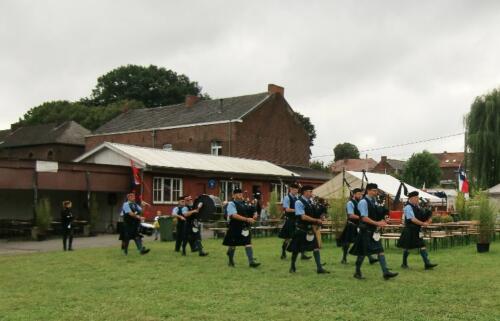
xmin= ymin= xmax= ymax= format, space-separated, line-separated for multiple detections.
xmin=139 ymin=222 xmax=154 ymax=236
xmin=194 ymin=194 xmax=222 ymax=220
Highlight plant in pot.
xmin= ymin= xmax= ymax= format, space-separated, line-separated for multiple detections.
xmin=33 ymin=198 xmax=52 ymax=241
xmin=268 ymin=190 xmax=280 ymax=220
xmin=475 ymin=192 xmax=496 ymax=253
xmin=328 ymin=196 xmax=348 ymax=245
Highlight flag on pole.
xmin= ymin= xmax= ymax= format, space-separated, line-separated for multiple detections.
xmin=458 ymin=165 xmax=469 ymax=194
xmin=130 ymin=160 xmax=142 ymax=202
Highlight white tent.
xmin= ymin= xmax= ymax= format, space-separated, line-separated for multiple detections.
xmin=314 ymin=171 xmax=443 ymax=203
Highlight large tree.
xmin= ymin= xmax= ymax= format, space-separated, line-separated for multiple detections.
xmin=333 ymin=142 xmax=360 ymax=161
xmin=465 ymin=89 xmax=500 ymax=189
xmin=402 ymin=150 xmax=441 ymax=188
xmin=13 ymin=100 xmax=144 ymax=131
xmin=294 ymin=111 xmax=316 ymax=147
xmin=85 ymin=64 xmax=205 ymax=107
xmin=309 ymin=160 xmax=330 ymax=172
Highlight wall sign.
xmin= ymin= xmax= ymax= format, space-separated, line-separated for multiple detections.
xmin=208 ymin=179 xmax=217 ymax=189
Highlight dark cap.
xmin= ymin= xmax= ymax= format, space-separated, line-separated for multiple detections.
xmin=301 ymin=185 xmax=314 ymax=193
xmin=352 ymin=188 xmax=363 ymax=194
xmin=233 ymin=188 xmax=243 ymax=194
xmin=408 ymin=191 xmax=419 ymax=198
xmin=289 ymin=183 xmax=300 ymax=189
xmin=366 ymin=183 xmax=378 ymax=191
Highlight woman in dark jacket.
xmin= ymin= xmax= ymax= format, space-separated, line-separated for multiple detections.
xmin=61 ymin=200 xmax=74 ymax=251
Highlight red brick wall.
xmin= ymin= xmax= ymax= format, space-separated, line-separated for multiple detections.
xmin=232 ymin=94 xmax=310 ymax=166
xmin=0 ymin=144 xmax=85 ymax=162
xmin=85 ymin=94 xmax=310 ymax=166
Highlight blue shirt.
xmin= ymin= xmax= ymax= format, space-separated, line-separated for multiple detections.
xmin=282 ymin=194 xmax=297 ymax=210
xmin=404 ymin=204 xmax=416 ymax=220
xmin=181 ymin=206 xmax=190 ymax=215
xmin=357 ymin=196 xmax=374 ymax=217
xmin=295 ymin=196 xmax=311 ymax=216
xmin=122 ymin=202 xmax=142 ymax=216
xmin=172 ymin=207 xmax=181 ymax=216
xmin=346 ymin=201 xmax=355 ymax=215
xmin=226 ymin=201 xmax=238 ymax=216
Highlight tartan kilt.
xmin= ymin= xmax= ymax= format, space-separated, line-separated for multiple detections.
xmin=278 ymin=217 xmax=296 ymax=239
xmin=287 ymin=229 xmax=318 ymax=253
xmin=349 ymin=229 xmax=384 ymax=256
xmin=222 ymin=226 xmax=252 ymax=247
xmin=397 ymin=226 xmax=426 ymax=249
xmin=337 ymin=222 xmax=358 ymax=245
xmin=119 ymin=222 xmax=140 ymax=241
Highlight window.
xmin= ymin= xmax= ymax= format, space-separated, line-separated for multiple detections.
xmin=220 ymin=180 xmax=242 ymax=201
xmin=211 ymin=141 xmax=222 ymax=156
xmin=152 ymin=177 xmax=183 ymax=204
xmin=271 ymin=182 xmax=288 ymax=203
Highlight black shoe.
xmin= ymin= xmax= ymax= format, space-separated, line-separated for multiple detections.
xmin=249 ymin=261 xmax=261 ymax=268
xmin=383 ymin=271 xmax=399 ymax=280
xmin=369 ymin=258 xmax=379 ymax=265
xmin=175 ymin=249 xmax=180 ymax=252
xmin=301 ymin=254 xmax=312 ymax=260
xmin=228 ymin=261 xmax=235 ymax=267
xmin=425 ymin=263 xmax=438 ymax=270
xmin=140 ymin=248 xmax=150 ymax=255
xmin=68 ymin=248 xmax=74 ymax=251
xmin=182 ymin=251 xmax=186 ymax=256
xmin=317 ymin=268 xmax=330 ymax=274
xmin=281 ymin=253 xmax=287 ymax=260
xmin=341 ymin=259 xmax=347 ymax=264
xmin=289 ymin=266 xmax=296 ymax=273
xmin=401 ymin=264 xmax=409 ymax=269
xmin=354 ymin=272 xmax=365 ymax=280
xmin=199 ymin=251 xmax=209 ymax=257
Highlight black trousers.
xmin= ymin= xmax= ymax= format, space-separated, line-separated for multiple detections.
xmin=62 ymin=228 xmax=73 ymax=250
xmin=176 ymin=221 xmax=196 ymax=252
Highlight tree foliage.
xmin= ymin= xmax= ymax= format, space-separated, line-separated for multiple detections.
xmin=13 ymin=100 xmax=144 ymax=131
xmin=86 ymin=64 xmax=205 ymax=107
xmin=309 ymin=160 xmax=330 ymax=172
xmin=294 ymin=111 xmax=316 ymax=147
xmin=333 ymin=142 xmax=360 ymax=161
xmin=465 ymin=88 xmax=500 ymax=189
xmin=402 ymin=150 xmax=441 ymax=188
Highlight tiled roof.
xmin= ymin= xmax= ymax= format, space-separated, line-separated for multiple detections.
xmin=432 ymin=152 xmax=464 ymax=168
xmin=330 ymin=158 xmax=377 ymax=173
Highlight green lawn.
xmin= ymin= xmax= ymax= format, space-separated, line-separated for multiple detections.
xmin=1 ymin=237 xmax=499 ymax=321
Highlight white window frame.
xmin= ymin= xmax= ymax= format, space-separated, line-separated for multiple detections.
xmin=220 ymin=180 xmax=242 ymax=202
xmin=211 ymin=141 xmax=222 ymax=156
xmin=271 ymin=182 xmax=288 ymax=204
xmin=152 ymin=177 xmax=183 ymax=204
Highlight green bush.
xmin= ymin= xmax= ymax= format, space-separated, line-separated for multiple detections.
xmin=36 ymin=198 xmax=52 ymax=233
xmin=327 ymin=196 xmax=347 ymax=239
xmin=268 ymin=190 xmax=280 ymax=219
xmin=476 ymin=192 xmax=496 ymax=244
xmin=455 ymin=192 xmax=466 ymax=219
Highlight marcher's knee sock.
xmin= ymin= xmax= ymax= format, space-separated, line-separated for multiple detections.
xmin=122 ymin=241 xmax=129 ymax=254
xmin=63 ymin=236 xmax=67 ymax=250
xmin=420 ymin=248 xmax=430 ymax=265
xmin=281 ymin=240 xmax=288 ymax=256
xmin=378 ymin=254 xmax=389 ymax=273
xmin=245 ymin=246 xmax=254 ymax=264
xmin=403 ymin=249 xmax=410 ymax=266
xmin=68 ymin=236 xmax=73 ymax=250
xmin=342 ymin=243 xmax=349 ymax=260
xmin=134 ymin=238 xmax=143 ymax=251
xmin=313 ymin=250 xmax=322 ymax=270
xmin=355 ymin=256 xmax=364 ymax=273
xmin=227 ymin=247 xmax=235 ymax=263
xmin=291 ymin=251 xmax=299 ymax=269
xmin=196 ymin=240 xmax=203 ymax=252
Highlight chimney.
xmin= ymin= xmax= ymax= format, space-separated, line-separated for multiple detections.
xmin=381 ymin=156 xmax=387 ymax=162
xmin=268 ymin=84 xmax=284 ymax=96
xmin=185 ymin=95 xmax=200 ymax=107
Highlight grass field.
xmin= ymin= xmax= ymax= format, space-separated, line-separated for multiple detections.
xmin=1 ymin=237 xmax=499 ymax=321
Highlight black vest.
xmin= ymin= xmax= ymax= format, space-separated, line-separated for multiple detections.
xmin=177 ymin=206 xmax=184 ymax=217
xmin=186 ymin=205 xmax=198 ymax=224
xmin=364 ymin=197 xmax=380 ymax=232
xmin=123 ymin=202 xmax=140 ymax=226
xmin=296 ymin=197 xmax=314 ymax=231
xmin=229 ymin=200 xmax=252 ymax=230
xmin=284 ymin=194 xmax=297 ymax=219
xmin=405 ymin=203 xmax=431 ymax=227
xmin=347 ymin=199 xmax=360 ymax=222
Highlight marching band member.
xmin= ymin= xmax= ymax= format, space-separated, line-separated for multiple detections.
xmin=120 ymin=193 xmax=150 ymax=256
xmin=181 ymin=195 xmax=208 ymax=257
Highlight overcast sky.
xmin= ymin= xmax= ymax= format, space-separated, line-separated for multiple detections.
xmin=1 ymin=0 xmax=499 ymax=163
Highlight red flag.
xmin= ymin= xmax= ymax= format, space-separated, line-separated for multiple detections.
xmin=458 ymin=165 xmax=469 ymax=194
xmin=131 ymin=160 xmax=141 ymax=186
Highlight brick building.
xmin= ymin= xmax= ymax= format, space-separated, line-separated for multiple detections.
xmin=372 ymin=156 xmax=406 ymax=176
xmin=330 ymin=158 xmax=377 ymax=174
xmin=0 ymin=121 xmax=90 ymax=162
xmin=85 ymin=84 xmax=311 ymax=167
xmin=432 ymin=151 xmax=465 ymax=186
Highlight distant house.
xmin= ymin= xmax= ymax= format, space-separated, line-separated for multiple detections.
xmin=432 ymin=151 xmax=464 ymax=186
xmin=330 ymin=158 xmax=377 ymax=174
xmin=0 ymin=129 xmax=11 ymax=144
xmin=373 ymin=156 xmax=406 ymax=176
xmin=85 ymin=84 xmax=311 ymax=167
xmin=0 ymin=121 xmax=90 ymax=162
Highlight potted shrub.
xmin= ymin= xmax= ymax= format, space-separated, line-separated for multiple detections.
xmin=328 ymin=196 xmax=347 ymax=244
xmin=32 ymin=198 xmax=52 ymax=241
xmin=455 ymin=192 xmax=466 ymax=220
xmin=268 ymin=190 xmax=280 ymax=219
xmin=475 ymin=192 xmax=496 ymax=253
